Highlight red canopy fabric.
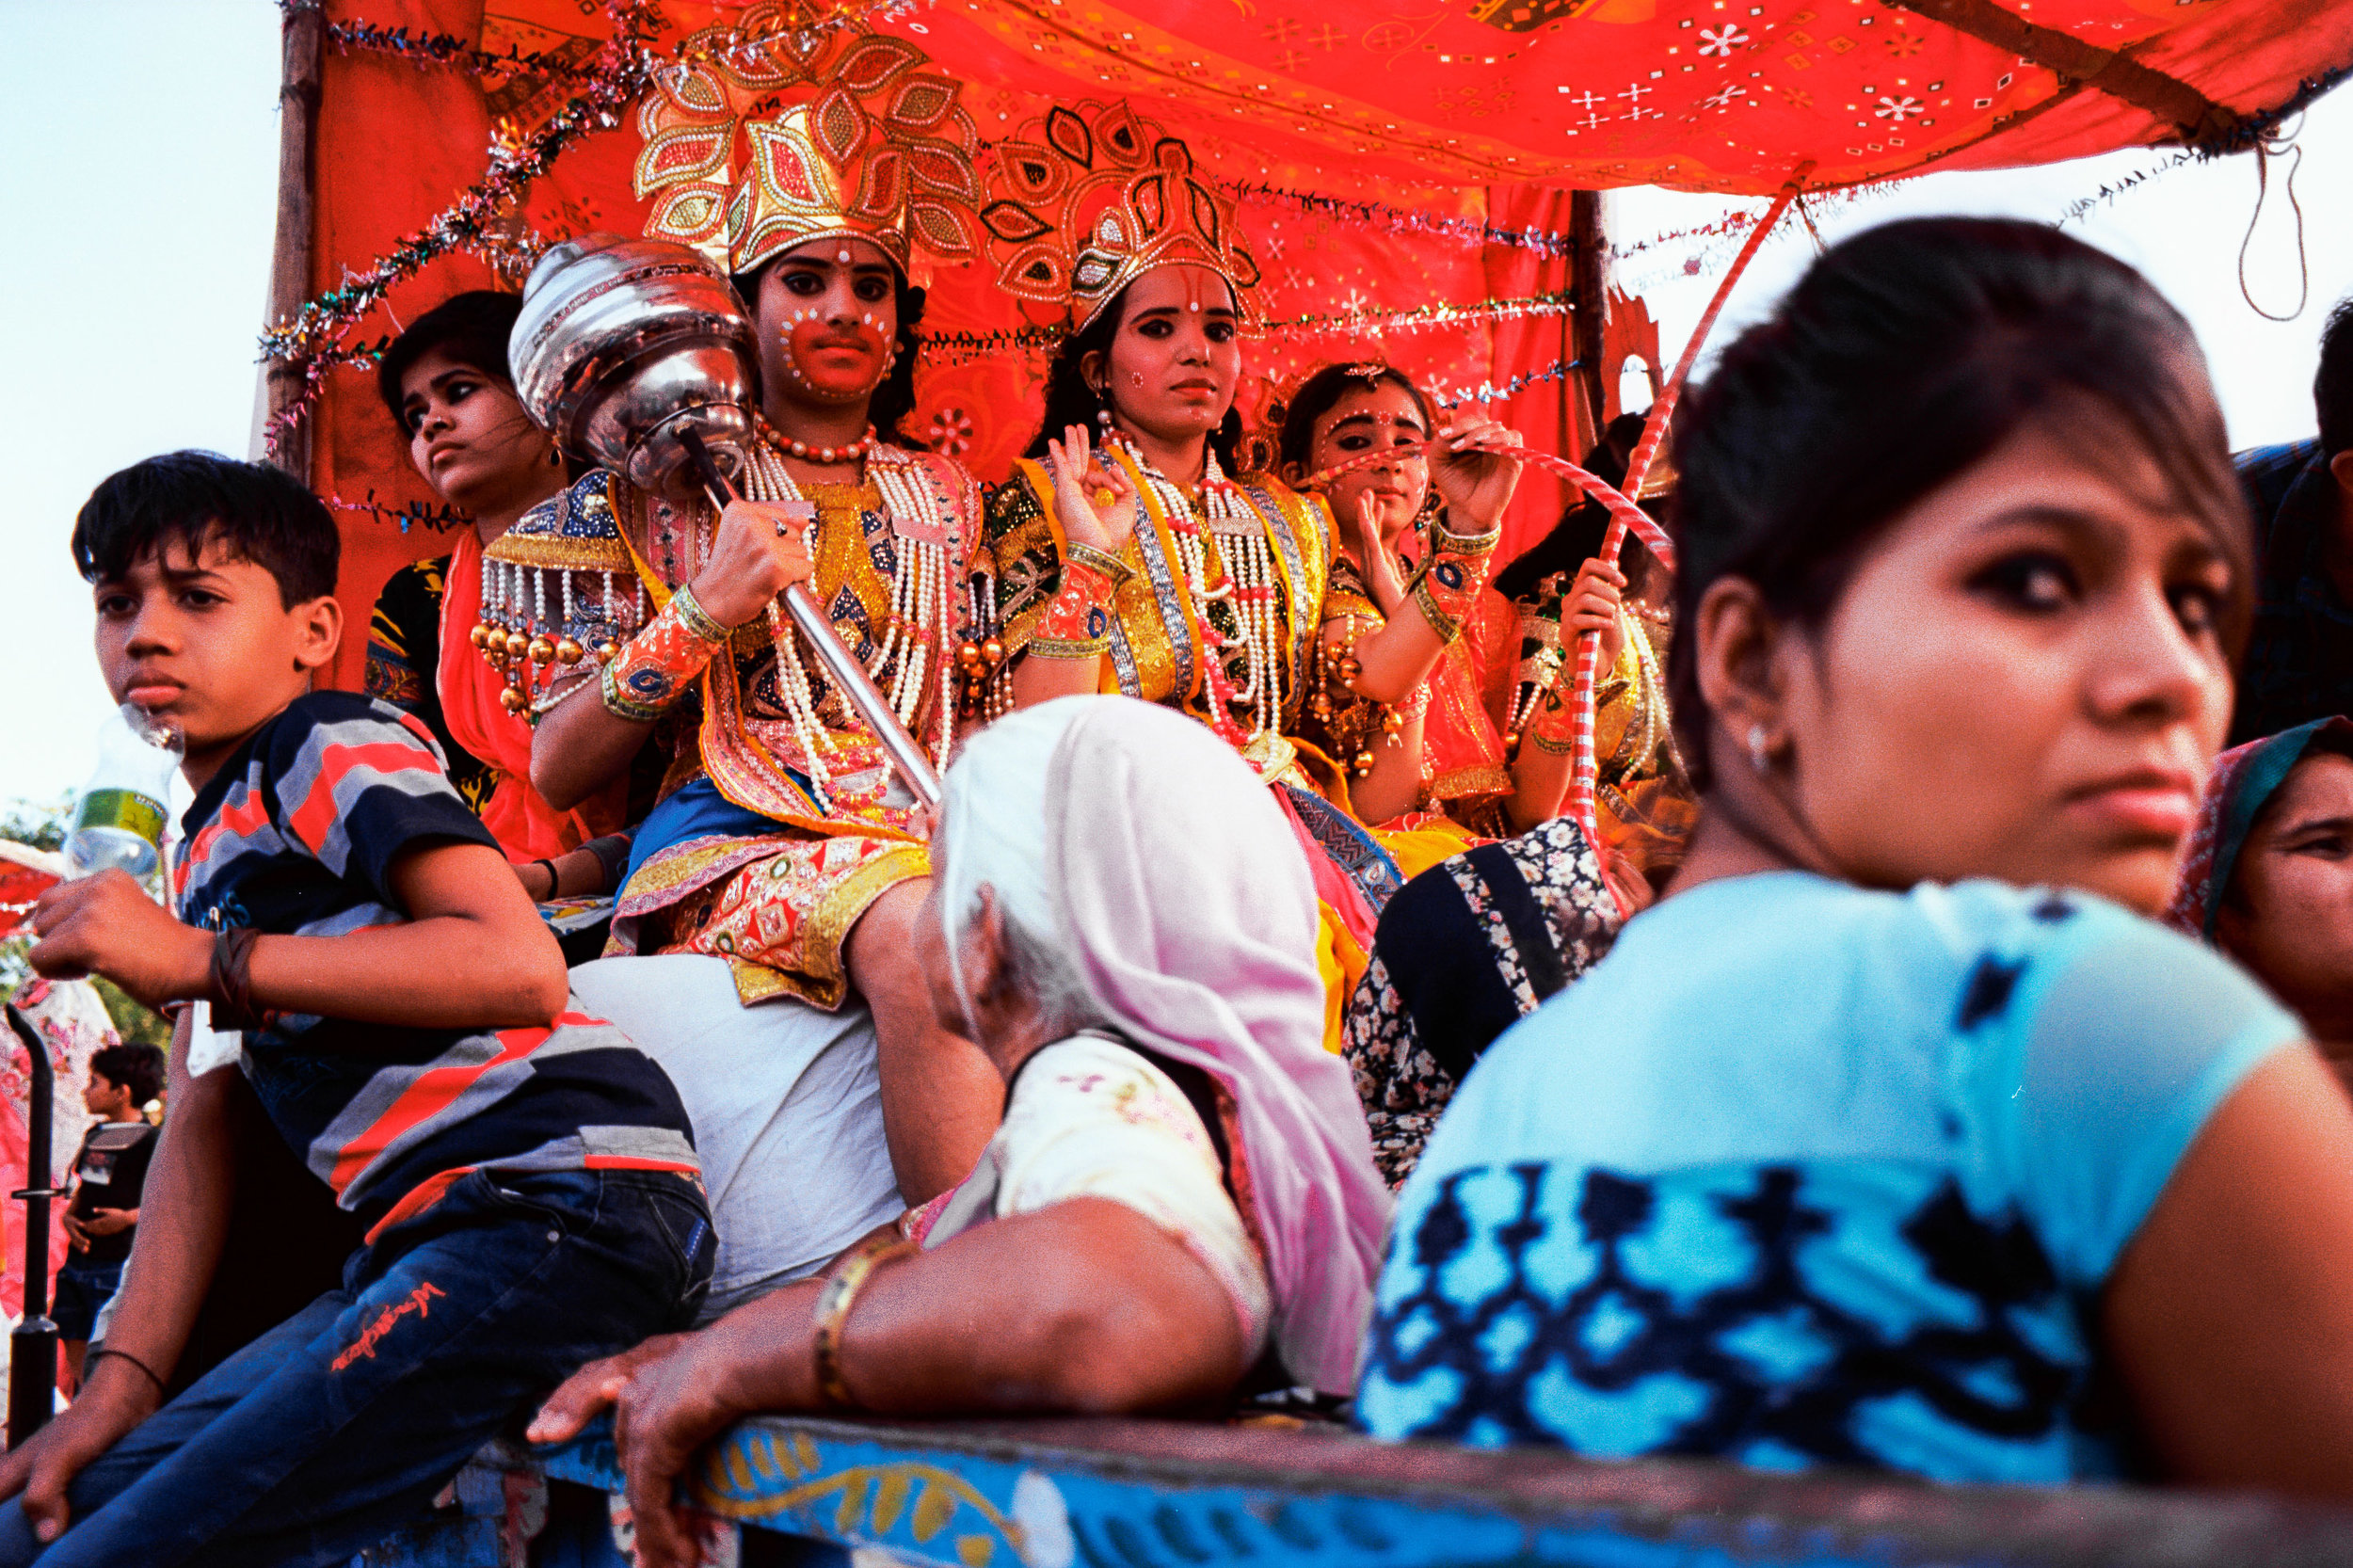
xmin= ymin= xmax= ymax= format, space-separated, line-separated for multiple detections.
xmin=284 ymin=0 xmax=2352 ymax=692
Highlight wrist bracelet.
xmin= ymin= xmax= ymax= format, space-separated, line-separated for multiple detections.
xmin=670 ymin=582 xmax=732 ymax=642
xmin=1064 ymin=540 xmax=1133 ymax=584
xmin=531 ymin=857 xmax=560 ymax=901
xmin=581 ymin=834 xmax=632 ymax=896
xmin=811 ymin=1234 xmax=919 ymax=1411
xmin=210 ymin=927 xmax=264 ymax=1032
xmin=88 ymin=1345 xmax=168 ymax=1396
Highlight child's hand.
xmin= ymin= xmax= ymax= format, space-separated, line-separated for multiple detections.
xmin=28 ymin=871 xmax=210 ymax=1010
xmin=60 ymin=1211 xmax=88 ymax=1252
xmin=82 ymin=1208 xmax=134 ymax=1239
xmin=689 ymin=500 xmax=817 ymax=630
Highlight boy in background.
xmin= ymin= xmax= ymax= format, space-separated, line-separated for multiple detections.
xmin=56 ymin=1043 xmax=166 ymax=1394
xmin=8 ymin=451 xmax=712 ymax=1565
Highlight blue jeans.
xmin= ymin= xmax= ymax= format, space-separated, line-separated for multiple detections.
xmin=0 ymin=1168 xmax=712 ymax=1568
xmin=50 ymin=1259 xmax=124 ymax=1343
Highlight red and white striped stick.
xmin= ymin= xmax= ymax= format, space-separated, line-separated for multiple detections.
xmin=1563 ymin=162 xmax=1815 ymax=907
xmin=1302 ymin=443 xmax=1674 ymax=569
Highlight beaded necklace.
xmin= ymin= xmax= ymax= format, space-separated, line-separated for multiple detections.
xmin=736 ymin=416 xmax=960 ymax=809
xmin=1107 ymin=435 xmax=1290 ymax=745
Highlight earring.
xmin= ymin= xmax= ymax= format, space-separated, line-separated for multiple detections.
xmin=1094 ymin=385 xmax=1112 ymax=430
xmin=1747 ymin=724 xmax=1772 ymax=774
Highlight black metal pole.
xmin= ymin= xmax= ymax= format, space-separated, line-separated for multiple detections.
xmin=7 ymin=1004 xmax=59 ymax=1446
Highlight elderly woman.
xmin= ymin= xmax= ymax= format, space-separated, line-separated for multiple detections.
xmin=529 ymin=696 xmax=1389 ymax=1567
xmin=2169 ymin=716 xmax=2353 ymax=1068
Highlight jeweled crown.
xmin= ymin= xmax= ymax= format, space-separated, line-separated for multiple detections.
xmin=633 ymin=3 xmax=983 ymax=278
xmin=980 ymin=101 xmax=1262 ymax=334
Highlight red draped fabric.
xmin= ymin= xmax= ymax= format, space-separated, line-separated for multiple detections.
xmin=286 ymin=0 xmax=2353 ymax=698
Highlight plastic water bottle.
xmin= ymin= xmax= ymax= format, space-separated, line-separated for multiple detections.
xmin=64 ymin=704 xmax=184 ymax=881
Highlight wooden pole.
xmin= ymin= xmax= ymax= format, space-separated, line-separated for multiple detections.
xmin=258 ymin=5 xmax=323 ymax=483
xmin=1568 ymin=190 xmax=1609 ymax=445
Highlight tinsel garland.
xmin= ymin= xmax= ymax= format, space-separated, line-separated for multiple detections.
xmin=914 ymin=289 xmax=1578 ymax=365
xmin=258 ymin=0 xmax=664 ymax=458
xmin=1427 ymin=357 xmax=1585 ymax=408
xmin=279 ymin=0 xmax=607 ymax=84
xmin=324 ymin=490 xmax=472 ymax=534
xmin=1224 ymin=182 xmax=1577 ymax=260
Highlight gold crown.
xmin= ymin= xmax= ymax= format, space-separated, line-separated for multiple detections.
xmin=980 ymin=101 xmax=1261 ymax=334
xmin=633 ymin=3 xmax=983 ymax=278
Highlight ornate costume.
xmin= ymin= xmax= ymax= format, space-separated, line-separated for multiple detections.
xmin=976 ymin=103 xmax=1497 ymax=1046
xmin=480 ymin=10 xmax=988 ymax=1007
xmin=1513 ymin=572 xmax=1696 ymax=880
xmin=1305 ymin=522 xmax=1517 ymax=840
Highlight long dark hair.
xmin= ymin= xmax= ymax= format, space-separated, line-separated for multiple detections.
xmin=1273 ymin=362 xmax=1438 ymax=474
xmin=733 ymin=262 xmax=931 ymax=449
xmin=1024 ymin=287 xmax=1244 ymax=472
xmin=1667 ymin=216 xmax=2251 ymax=788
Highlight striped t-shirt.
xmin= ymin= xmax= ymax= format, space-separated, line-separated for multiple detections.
xmin=173 ymin=691 xmax=697 ymax=1231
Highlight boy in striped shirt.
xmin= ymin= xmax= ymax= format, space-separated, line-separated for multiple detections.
xmin=14 ymin=452 xmax=712 ymax=1564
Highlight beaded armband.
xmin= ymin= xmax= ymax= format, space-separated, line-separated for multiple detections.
xmin=1030 ymin=543 xmax=1128 ymax=661
xmin=599 ymin=583 xmax=730 ymax=724
xmin=1407 ymin=521 xmax=1503 ymax=645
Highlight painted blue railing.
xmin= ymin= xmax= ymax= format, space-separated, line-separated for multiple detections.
xmin=360 ymin=1412 xmax=2353 ymax=1566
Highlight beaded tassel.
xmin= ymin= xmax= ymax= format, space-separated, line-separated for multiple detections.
xmin=872 ymin=455 xmax=958 ymax=760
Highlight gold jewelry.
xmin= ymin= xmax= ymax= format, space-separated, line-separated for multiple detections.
xmin=811 ymin=1234 xmax=918 ymax=1411
xmin=668 ymin=582 xmax=730 ymax=642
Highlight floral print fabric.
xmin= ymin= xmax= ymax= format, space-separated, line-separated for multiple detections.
xmin=1341 ymin=816 xmax=1620 ymax=1187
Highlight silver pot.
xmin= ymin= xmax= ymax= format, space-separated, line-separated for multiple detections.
xmin=509 ymin=234 xmax=758 ymax=501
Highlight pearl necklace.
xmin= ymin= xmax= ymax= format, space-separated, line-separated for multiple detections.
xmin=741 ymin=419 xmax=960 ymax=807
xmin=1107 ymin=436 xmax=1289 ymax=745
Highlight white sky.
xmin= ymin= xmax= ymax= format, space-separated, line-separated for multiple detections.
xmin=2 ymin=0 xmax=2348 ymax=805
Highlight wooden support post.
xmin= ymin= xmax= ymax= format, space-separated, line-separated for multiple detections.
xmin=260 ymin=5 xmax=323 ymax=484
xmin=1880 ymin=0 xmax=2239 ymax=147
xmin=1568 ymin=189 xmax=1609 ymax=442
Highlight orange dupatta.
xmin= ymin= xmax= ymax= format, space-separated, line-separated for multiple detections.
xmin=436 ymin=528 xmax=626 ymax=859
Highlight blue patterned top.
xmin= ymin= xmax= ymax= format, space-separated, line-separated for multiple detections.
xmin=1356 ymin=872 xmax=2300 ymax=1483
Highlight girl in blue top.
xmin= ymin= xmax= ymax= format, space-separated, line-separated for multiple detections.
xmin=1359 ymin=218 xmax=2353 ymax=1496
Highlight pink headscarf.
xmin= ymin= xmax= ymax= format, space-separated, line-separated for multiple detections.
xmin=1038 ymin=697 xmax=1391 ymax=1394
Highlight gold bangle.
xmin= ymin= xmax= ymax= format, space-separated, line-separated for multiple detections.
xmin=1064 ymin=540 xmax=1134 ymax=585
xmin=670 ymin=582 xmax=732 ymax=643
xmin=811 ymin=1234 xmax=918 ymax=1411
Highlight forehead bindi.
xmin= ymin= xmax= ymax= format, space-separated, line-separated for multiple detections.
xmin=1126 ymin=265 xmax=1237 ymax=321
xmin=1322 ymin=388 xmax=1425 ymax=440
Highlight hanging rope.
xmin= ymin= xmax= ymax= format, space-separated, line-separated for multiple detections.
xmin=2237 ymin=118 xmax=2309 ymax=323
xmin=1566 ymin=159 xmax=1814 ymax=912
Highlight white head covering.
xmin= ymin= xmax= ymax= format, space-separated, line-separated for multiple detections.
xmin=938 ymin=696 xmax=1391 ymax=1393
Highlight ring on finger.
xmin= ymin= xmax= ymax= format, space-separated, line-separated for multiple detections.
xmin=775 ymin=519 xmax=788 ymax=537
